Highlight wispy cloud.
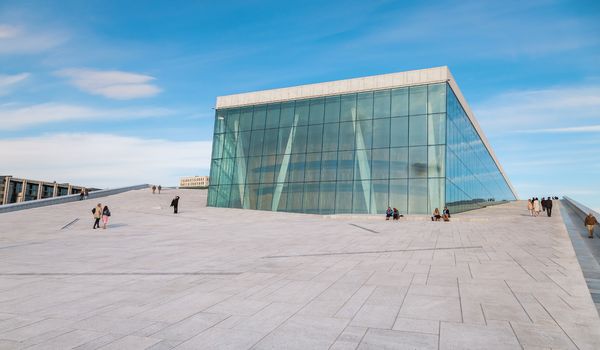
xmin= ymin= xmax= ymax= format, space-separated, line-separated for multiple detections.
xmin=56 ymin=68 xmax=162 ymax=100
xmin=0 ymin=72 xmax=29 ymax=95
xmin=0 ymin=24 xmax=68 ymax=54
xmin=517 ymin=124 xmax=600 ymax=134
xmin=0 ymin=133 xmax=211 ymax=188
xmin=0 ymin=103 xmax=173 ymax=130
xmin=474 ymin=85 xmax=600 ymax=134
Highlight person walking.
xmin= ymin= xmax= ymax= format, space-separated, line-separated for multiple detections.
xmin=92 ymin=203 xmax=102 ymax=229
xmin=546 ymin=198 xmax=553 ymax=217
xmin=533 ymin=198 xmax=540 ymax=217
xmin=79 ymin=190 xmax=85 ymax=201
xmin=152 ymin=185 xmax=156 ymax=194
xmin=102 ymin=205 xmax=111 ymax=229
xmin=585 ymin=213 xmax=598 ymax=238
xmin=158 ymin=185 xmax=162 ymax=194
xmin=527 ymin=199 xmax=534 ymax=216
xmin=170 ymin=196 xmax=180 ymax=214
xmin=541 ymin=197 xmax=546 ymax=212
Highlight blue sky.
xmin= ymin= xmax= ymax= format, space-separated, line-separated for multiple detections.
xmin=1 ymin=0 xmax=599 ymax=210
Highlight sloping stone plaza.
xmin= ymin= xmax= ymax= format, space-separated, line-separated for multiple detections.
xmin=0 ymin=188 xmax=599 ymax=349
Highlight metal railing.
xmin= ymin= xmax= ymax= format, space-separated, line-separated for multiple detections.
xmin=0 ymin=184 xmax=149 ymax=214
xmin=562 ymin=196 xmax=600 ymax=229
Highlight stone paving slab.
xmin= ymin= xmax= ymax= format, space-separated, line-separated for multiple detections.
xmin=0 ymin=189 xmax=599 ymax=349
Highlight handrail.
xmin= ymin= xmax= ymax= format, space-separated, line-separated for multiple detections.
xmin=0 ymin=184 xmax=149 ymax=214
xmin=562 ymin=196 xmax=600 ymax=224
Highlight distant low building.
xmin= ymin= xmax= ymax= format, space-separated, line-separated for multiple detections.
xmin=0 ymin=175 xmax=94 ymax=205
xmin=179 ymin=176 xmax=210 ymax=189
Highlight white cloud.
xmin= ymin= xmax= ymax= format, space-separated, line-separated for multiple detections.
xmin=0 ymin=24 xmax=68 ymax=54
xmin=56 ymin=68 xmax=161 ymax=100
xmin=0 ymin=102 xmax=173 ymax=130
xmin=473 ymin=85 xmax=600 ymax=135
xmin=517 ymin=124 xmax=600 ymax=134
xmin=0 ymin=133 xmax=212 ymax=188
xmin=0 ymin=72 xmax=29 ymax=95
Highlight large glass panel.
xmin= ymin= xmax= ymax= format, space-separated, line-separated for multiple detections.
xmin=373 ymin=90 xmax=391 ymax=119
xmin=408 ymin=179 xmax=427 ymax=214
xmin=309 ymin=98 xmax=325 ymax=124
xmin=409 ymin=146 xmax=427 ymax=178
xmin=280 ymin=102 xmax=295 ymax=127
xmin=428 ymin=113 xmax=446 ymax=145
xmin=288 ymin=153 xmax=305 ymax=182
xmin=390 ymin=117 xmax=408 ymax=147
xmin=372 ymin=180 xmax=389 ymax=214
xmin=252 ymin=105 xmax=266 ymax=129
xmin=209 ymin=159 xmax=221 ymax=185
xmin=214 ymin=110 xmax=226 ymax=133
xmin=263 ymin=128 xmax=278 ymax=155
xmin=336 ymin=151 xmax=354 ymax=181
xmin=226 ymin=108 xmax=240 ymax=133
xmin=357 ymin=92 xmax=373 ymax=120
xmin=372 ymin=118 xmax=390 ymax=148
xmin=340 ymin=94 xmax=356 ymax=122
xmin=428 ymin=145 xmax=445 ymax=178
xmin=306 ymin=124 xmax=323 ymax=153
xmin=249 ymin=129 xmax=265 ymax=156
xmin=389 ymin=179 xmax=408 ymax=214
xmin=390 ymin=147 xmax=408 ymax=178
xmin=321 ymin=151 xmax=337 ymax=181
xmin=237 ymin=131 xmax=252 ymax=158
xmin=335 ymin=181 xmax=353 ymax=213
xmin=338 ymin=122 xmax=355 ymax=151
xmin=295 ymin=100 xmax=310 ymax=126
xmin=212 ymin=133 xmax=224 ymax=159
xmin=354 ymin=149 xmax=371 ymax=181
xmin=371 ymin=148 xmax=389 ymax=180
xmin=319 ymin=182 xmax=336 ymax=214
xmin=217 ymin=185 xmax=231 ymax=207
xmin=352 ymin=180 xmax=370 ymax=214
xmin=239 ymin=107 xmax=253 ymax=131
xmin=302 ymin=182 xmax=320 ymax=214
xmin=322 ymin=123 xmax=339 ymax=152
xmin=208 ymin=186 xmax=218 ymax=206
xmin=409 ymin=85 xmax=427 ymax=115
xmin=291 ymin=126 xmax=308 ymax=154
xmin=260 ymin=154 xmax=276 ymax=183
xmin=266 ymin=104 xmax=280 ymax=128
xmin=428 ymin=83 xmax=446 ymax=114
xmin=409 ymin=115 xmax=427 ymax=146
xmin=391 ymin=87 xmax=409 ymax=117
xmin=246 ymin=156 xmax=262 ymax=184
xmin=257 ymin=184 xmax=274 ymax=210
xmin=286 ymin=183 xmax=304 ymax=212
xmin=277 ymin=127 xmax=292 ymax=154
xmin=356 ymin=120 xmax=372 ymax=149
xmin=219 ymin=158 xmax=234 ymax=185
xmin=245 ymin=184 xmax=259 ymax=210
xmin=232 ymin=157 xmax=247 ymax=184
xmin=229 ymin=183 xmax=243 ymax=208
xmin=428 ymin=178 xmax=445 ymax=213
xmin=324 ymin=96 xmax=340 ymax=123
xmin=304 ymin=152 xmax=321 ymax=182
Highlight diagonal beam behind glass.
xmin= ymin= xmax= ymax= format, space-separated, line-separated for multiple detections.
xmin=272 ymin=115 xmax=299 ymax=211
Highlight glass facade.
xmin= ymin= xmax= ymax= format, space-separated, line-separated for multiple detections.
xmin=208 ymin=82 xmax=515 ymax=215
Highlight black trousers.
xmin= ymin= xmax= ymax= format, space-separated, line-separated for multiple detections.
xmin=547 ymin=207 xmax=552 ymax=217
xmin=173 ymin=206 xmax=178 ymax=214
xmin=93 ymin=218 xmax=100 ymax=229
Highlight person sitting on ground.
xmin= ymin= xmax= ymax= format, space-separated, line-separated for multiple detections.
xmin=443 ymin=207 xmax=451 ymax=221
xmin=432 ymin=208 xmax=441 ymax=221
xmin=385 ymin=207 xmax=392 ymax=221
xmin=585 ymin=213 xmax=598 ymax=239
xmin=393 ymin=208 xmax=401 ymax=221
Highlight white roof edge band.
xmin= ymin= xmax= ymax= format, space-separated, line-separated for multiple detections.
xmin=215 ymin=66 xmax=518 ymax=199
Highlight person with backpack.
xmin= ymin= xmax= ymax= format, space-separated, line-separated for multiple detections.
xmin=92 ymin=203 xmax=102 ymax=229
xmin=102 ymin=205 xmax=111 ymax=229
xmin=585 ymin=213 xmax=598 ymax=239
xmin=170 ymin=196 xmax=180 ymax=214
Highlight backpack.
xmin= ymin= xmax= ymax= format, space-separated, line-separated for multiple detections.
xmin=91 ymin=208 xmax=96 ymax=214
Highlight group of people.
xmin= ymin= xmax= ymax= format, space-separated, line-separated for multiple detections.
xmin=432 ymin=207 xmax=451 ymax=222
xmin=385 ymin=207 xmax=404 ymax=221
xmin=78 ymin=188 xmax=90 ymax=200
xmin=151 ymin=185 xmax=162 ymax=194
xmin=92 ymin=203 xmax=111 ymax=229
xmin=527 ymin=197 xmax=554 ymax=217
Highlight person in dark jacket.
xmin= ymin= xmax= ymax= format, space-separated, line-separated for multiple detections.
xmin=585 ymin=213 xmax=598 ymax=238
xmin=385 ymin=207 xmax=392 ymax=220
xmin=545 ymin=198 xmax=553 ymax=217
xmin=102 ymin=205 xmax=111 ymax=229
xmin=170 ymin=196 xmax=180 ymax=214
